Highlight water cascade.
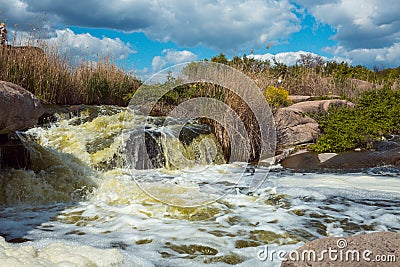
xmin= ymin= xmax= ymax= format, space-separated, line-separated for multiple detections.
xmin=0 ymin=106 xmax=399 ymax=266
xmin=0 ymin=106 xmax=226 ymax=206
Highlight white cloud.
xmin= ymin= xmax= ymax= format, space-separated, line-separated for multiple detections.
xmin=152 ymin=49 xmax=197 ymax=72
xmin=329 ymin=43 xmax=400 ymax=68
xmin=45 ymin=29 xmax=135 ymax=60
xmin=145 ymin=0 xmax=301 ymax=51
xmin=162 ymin=49 xmax=198 ymax=64
xmin=3 ymin=0 xmax=400 ymax=68
xmin=248 ymin=51 xmax=326 ymax=66
xmin=248 ymin=51 xmax=350 ymax=66
xmin=294 ymin=0 xmax=400 ymax=67
xmin=0 ymin=0 xmax=302 ymax=52
xmin=152 ymin=56 xmax=168 ymax=72
xmin=299 ymin=0 xmax=400 ymax=50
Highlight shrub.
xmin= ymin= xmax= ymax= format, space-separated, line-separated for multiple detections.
xmin=264 ymin=85 xmax=292 ymax=108
xmin=312 ymin=88 xmax=400 ymax=152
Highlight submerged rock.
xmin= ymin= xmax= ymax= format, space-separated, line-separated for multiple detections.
xmin=0 ymin=81 xmax=44 ymax=134
xmin=0 ymin=134 xmax=30 ymax=169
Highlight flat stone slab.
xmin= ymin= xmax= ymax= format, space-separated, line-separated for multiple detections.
xmin=289 ymin=95 xmax=342 ymax=104
xmin=289 ymin=99 xmax=355 ymax=114
xmin=281 ymin=148 xmax=400 ymax=170
xmin=289 ymin=95 xmax=312 ymax=103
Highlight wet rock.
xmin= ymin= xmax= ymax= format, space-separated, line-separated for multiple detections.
xmin=281 ymin=232 xmax=400 ymax=267
xmin=38 ymin=104 xmax=84 ymax=125
xmin=0 ymin=81 xmax=44 ymax=134
xmin=0 ymin=133 xmax=30 ymax=169
xmin=372 ymin=136 xmax=400 ymax=151
xmin=281 ymin=147 xmax=400 ymax=171
xmin=280 ymin=150 xmax=321 ymax=170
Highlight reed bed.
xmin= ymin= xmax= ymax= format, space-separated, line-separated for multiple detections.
xmin=0 ymin=27 xmax=140 ymax=105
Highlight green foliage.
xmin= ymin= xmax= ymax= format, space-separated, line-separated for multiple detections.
xmin=312 ymin=89 xmax=400 ymax=152
xmin=210 ymin=53 xmax=229 ymax=65
xmin=204 ymin=53 xmax=400 ymax=99
xmin=264 ymin=85 xmax=292 ymax=108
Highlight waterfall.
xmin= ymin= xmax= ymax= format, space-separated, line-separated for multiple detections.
xmin=123 ymin=121 xmax=225 ymax=170
xmin=0 ymin=106 xmax=226 ymax=205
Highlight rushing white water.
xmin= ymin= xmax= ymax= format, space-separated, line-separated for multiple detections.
xmin=0 ymin=106 xmax=399 ymax=266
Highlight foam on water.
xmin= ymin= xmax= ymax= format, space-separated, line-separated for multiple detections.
xmin=1 ymin=170 xmax=396 ymax=266
xmin=0 ymin=236 xmax=125 ymax=266
xmin=0 ymin=107 xmax=399 ymax=266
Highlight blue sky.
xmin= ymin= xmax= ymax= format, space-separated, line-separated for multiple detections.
xmin=1 ymin=0 xmax=400 ymax=79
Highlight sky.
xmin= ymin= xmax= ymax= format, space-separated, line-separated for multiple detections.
xmin=1 ymin=0 xmax=400 ymax=79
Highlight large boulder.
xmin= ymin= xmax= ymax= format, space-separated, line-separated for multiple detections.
xmin=0 ymin=81 xmax=44 ymax=134
xmin=350 ymin=78 xmax=379 ymax=91
xmin=281 ymin=232 xmax=400 ymax=267
xmin=275 ymin=99 xmax=355 ymax=147
xmin=275 ymin=107 xmax=320 ymax=147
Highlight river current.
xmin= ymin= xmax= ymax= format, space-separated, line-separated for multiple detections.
xmin=0 ymin=106 xmax=399 ymax=266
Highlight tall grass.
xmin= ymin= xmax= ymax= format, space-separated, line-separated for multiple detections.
xmin=0 ymin=26 xmax=140 ymax=105
xmin=148 ymin=77 xmax=267 ymax=162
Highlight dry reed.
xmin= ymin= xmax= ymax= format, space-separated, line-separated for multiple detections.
xmin=0 ymin=24 xmax=140 ymax=105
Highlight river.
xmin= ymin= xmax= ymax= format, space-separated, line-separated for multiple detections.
xmin=0 ymin=106 xmax=399 ymax=266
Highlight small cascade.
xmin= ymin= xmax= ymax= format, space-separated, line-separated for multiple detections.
xmin=0 ymin=106 xmax=226 ymax=205
xmin=123 ymin=121 xmax=225 ymax=170
xmin=0 ymin=133 xmax=98 ymax=205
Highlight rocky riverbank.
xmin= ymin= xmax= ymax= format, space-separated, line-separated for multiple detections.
xmin=1 ymin=80 xmax=399 ymax=172
xmin=276 ymin=95 xmax=400 ymax=171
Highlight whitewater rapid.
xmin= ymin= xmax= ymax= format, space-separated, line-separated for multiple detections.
xmin=0 ymin=106 xmax=399 ymax=266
